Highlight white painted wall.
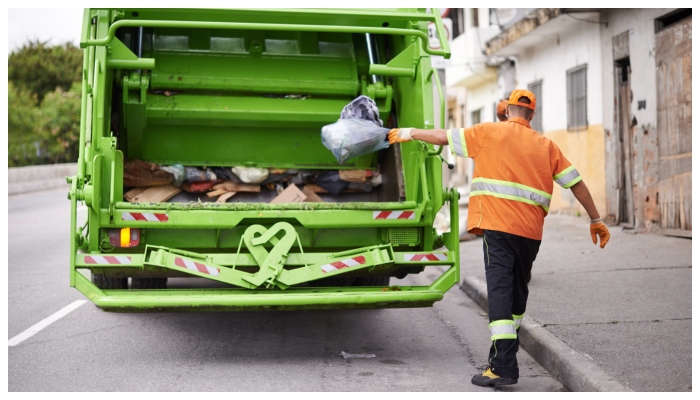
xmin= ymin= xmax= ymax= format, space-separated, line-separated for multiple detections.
xmin=445 ymin=28 xmax=500 ymax=88
xmin=467 ymin=81 xmax=501 ymax=125
xmin=514 ymin=16 xmax=604 ymax=132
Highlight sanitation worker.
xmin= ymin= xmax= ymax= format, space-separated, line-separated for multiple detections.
xmin=496 ymin=99 xmax=508 ymax=121
xmin=388 ymin=89 xmax=610 ymax=387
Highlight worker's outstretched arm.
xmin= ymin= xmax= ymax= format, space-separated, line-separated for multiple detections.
xmin=388 ymin=128 xmax=448 ymax=145
xmin=570 ymin=180 xmax=610 ymax=248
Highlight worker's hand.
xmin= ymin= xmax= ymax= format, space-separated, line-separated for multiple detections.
xmin=388 ymin=128 xmax=414 ymax=144
xmin=590 ymin=221 xmax=610 ymax=249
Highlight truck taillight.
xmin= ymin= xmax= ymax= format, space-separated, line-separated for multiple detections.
xmin=109 ymin=228 xmax=140 ymax=247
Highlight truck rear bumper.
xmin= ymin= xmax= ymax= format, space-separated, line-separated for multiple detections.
xmin=76 ymin=273 xmax=443 ymax=311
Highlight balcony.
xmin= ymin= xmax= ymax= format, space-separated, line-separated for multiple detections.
xmin=445 ymin=26 xmax=500 ymax=89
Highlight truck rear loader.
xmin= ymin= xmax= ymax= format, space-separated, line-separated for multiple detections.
xmin=68 ymin=8 xmax=459 ymax=311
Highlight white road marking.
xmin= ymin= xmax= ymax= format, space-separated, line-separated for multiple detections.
xmin=8 ymin=300 xmax=87 ymax=347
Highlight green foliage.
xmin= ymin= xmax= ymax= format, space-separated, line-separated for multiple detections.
xmin=35 ymin=83 xmax=83 ymax=164
xmin=8 ymin=82 xmax=82 ymax=166
xmin=8 ymin=82 xmax=41 ymax=167
xmin=8 ymin=40 xmax=84 ymax=166
xmin=8 ymin=41 xmax=83 ymax=104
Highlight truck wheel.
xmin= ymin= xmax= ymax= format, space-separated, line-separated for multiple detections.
xmin=309 ymin=276 xmax=390 ymax=287
xmin=91 ymin=273 xmax=127 ymax=289
xmin=309 ymin=277 xmax=355 ymax=287
xmin=131 ymin=278 xmax=168 ymax=289
xmin=355 ymin=277 xmax=391 ymax=287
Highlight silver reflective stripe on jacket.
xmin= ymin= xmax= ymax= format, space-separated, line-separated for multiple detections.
xmin=471 ymin=178 xmax=551 ymax=211
xmin=553 ymin=166 xmax=582 ymax=189
xmin=447 ymin=128 xmax=467 ymax=157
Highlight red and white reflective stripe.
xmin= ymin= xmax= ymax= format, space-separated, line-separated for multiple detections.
xmin=373 ymin=211 xmax=415 ymax=220
xmin=121 ymin=212 xmax=169 ymax=222
xmin=404 ymin=253 xmax=448 ymax=262
xmin=174 ymin=257 xmax=220 ymax=277
xmin=321 ymin=256 xmax=366 ymax=273
xmin=84 ymin=255 xmax=132 ymax=264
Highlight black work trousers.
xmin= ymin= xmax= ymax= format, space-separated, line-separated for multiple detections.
xmin=482 ymin=229 xmax=541 ymax=379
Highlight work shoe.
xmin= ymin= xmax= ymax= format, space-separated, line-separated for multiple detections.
xmin=471 ymin=368 xmax=518 ymax=387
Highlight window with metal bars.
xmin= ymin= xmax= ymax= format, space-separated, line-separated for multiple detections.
xmin=528 ymin=80 xmax=543 ymax=133
xmin=567 ymin=65 xmax=587 ymax=131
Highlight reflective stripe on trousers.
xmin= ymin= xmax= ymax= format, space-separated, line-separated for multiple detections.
xmin=489 ymin=320 xmax=517 ymax=340
xmin=513 ymin=314 xmax=524 ymax=329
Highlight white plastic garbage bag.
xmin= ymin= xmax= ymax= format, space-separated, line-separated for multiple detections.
xmin=232 ymin=166 xmax=269 ymax=184
xmin=321 ymin=117 xmax=390 ymax=164
xmin=158 ymin=164 xmax=186 ymax=187
xmin=340 ymin=95 xmax=383 ymax=127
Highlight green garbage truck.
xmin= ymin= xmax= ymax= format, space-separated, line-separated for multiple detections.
xmin=68 ymin=8 xmax=459 ymax=311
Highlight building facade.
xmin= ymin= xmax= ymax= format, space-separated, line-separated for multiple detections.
xmin=439 ymin=8 xmax=501 ymax=203
xmin=600 ymin=8 xmax=692 ymax=233
xmin=479 ymin=8 xmax=691 ymax=232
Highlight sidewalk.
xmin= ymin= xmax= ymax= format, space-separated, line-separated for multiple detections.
xmin=458 ymin=213 xmax=692 ymax=392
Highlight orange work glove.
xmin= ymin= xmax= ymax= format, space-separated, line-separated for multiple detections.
xmin=388 ymin=128 xmax=414 ymax=144
xmin=590 ymin=221 xmax=610 ymax=249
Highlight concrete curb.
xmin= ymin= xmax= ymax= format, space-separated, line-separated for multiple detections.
xmin=8 ymin=163 xmax=76 ymax=195
xmin=460 ymin=276 xmax=632 ymax=392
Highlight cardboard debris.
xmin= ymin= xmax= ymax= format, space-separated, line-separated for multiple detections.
xmin=305 ymin=183 xmax=365 ymax=194
xmin=301 ymin=186 xmax=324 ymax=202
xmin=216 ymin=191 xmax=237 ymax=203
xmin=206 ymin=189 xmax=229 ymax=198
xmin=269 ymin=184 xmax=325 ymax=204
xmin=129 ymin=159 xmax=158 ymax=171
xmin=127 ymin=184 xmax=181 ymax=203
xmin=124 ymin=159 xmax=173 ymax=187
xmin=124 ymin=187 xmax=148 ymax=202
xmin=213 ymin=181 xmax=261 ymax=193
xmin=270 ymin=183 xmax=306 ymax=204
xmin=339 ymin=169 xmax=367 ymax=183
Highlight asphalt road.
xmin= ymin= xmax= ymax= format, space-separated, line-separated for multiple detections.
xmin=8 ymin=188 xmax=565 ymax=392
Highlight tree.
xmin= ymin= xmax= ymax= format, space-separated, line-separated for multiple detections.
xmin=8 ymin=82 xmax=41 ymax=167
xmin=8 ymin=41 xmax=83 ymax=105
xmin=8 ymin=40 xmax=84 ymax=166
xmin=35 ymin=83 xmax=82 ymax=164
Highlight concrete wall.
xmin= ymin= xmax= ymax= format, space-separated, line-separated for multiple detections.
xmin=546 ymin=125 xmax=607 ymax=216
xmin=600 ymin=8 xmax=677 ymax=229
xmin=8 ymin=163 xmax=76 ymax=195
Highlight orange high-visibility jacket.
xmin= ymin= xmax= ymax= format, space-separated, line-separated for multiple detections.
xmin=447 ymin=117 xmax=581 ymax=240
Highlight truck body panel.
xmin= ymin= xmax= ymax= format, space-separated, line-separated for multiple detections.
xmin=69 ymin=8 xmax=458 ymax=311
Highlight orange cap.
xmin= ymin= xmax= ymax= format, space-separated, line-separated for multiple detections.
xmin=496 ymin=100 xmax=508 ymax=115
xmin=508 ymin=89 xmax=537 ymax=111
